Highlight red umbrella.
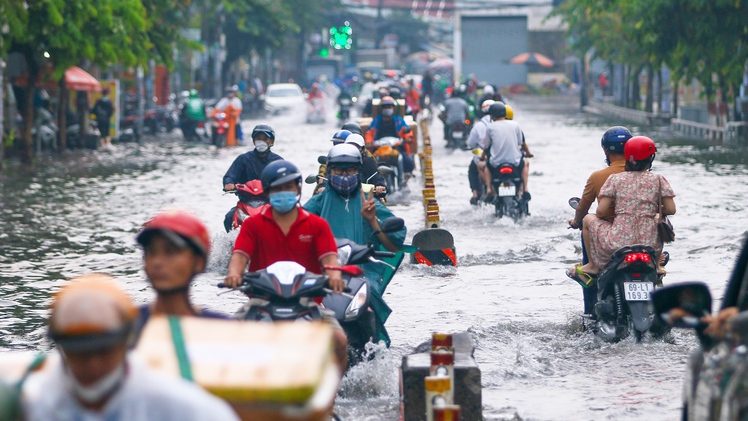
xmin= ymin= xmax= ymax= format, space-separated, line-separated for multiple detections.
xmin=509 ymin=52 xmax=555 ymax=68
xmin=64 ymin=66 xmax=102 ymax=92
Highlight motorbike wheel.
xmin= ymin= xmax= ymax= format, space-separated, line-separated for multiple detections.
xmin=214 ymin=133 xmax=226 ymax=148
xmin=385 ymin=172 xmax=399 ymax=194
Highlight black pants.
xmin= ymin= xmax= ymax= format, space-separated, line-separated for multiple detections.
xmin=581 ymin=231 xmax=597 ymax=314
xmin=224 ymin=207 xmax=236 ymax=233
xmin=468 ymin=160 xmax=482 ymax=192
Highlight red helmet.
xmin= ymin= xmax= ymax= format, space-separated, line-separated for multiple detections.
xmin=136 ymin=210 xmax=211 ymax=257
xmin=624 ymin=136 xmax=657 ymax=162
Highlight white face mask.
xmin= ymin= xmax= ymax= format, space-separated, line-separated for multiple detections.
xmin=254 ymin=141 xmax=269 ymax=153
xmin=66 ymin=362 xmax=127 ymax=404
xmin=382 ymin=108 xmax=394 ymax=117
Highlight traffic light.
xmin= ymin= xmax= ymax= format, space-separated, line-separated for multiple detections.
xmin=329 ymin=21 xmax=352 ymax=50
xmin=318 ymin=47 xmax=330 ymax=57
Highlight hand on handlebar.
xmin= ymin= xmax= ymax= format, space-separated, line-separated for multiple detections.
xmin=223 ymin=274 xmax=242 ymax=289
xmin=568 ymin=219 xmax=580 ymax=230
xmin=224 ymin=183 xmax=236 ymax=192
xmin=326 ymin=270 xmax=344 ymax=294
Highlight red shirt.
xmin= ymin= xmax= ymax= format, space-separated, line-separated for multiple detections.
xmin=233 ymin=205 xmax=338 ymax=273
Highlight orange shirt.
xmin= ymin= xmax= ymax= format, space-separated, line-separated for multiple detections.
xmin=582 ymin=160 xmax=625 ymax=221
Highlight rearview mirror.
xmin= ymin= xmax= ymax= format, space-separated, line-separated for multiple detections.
xmin=304 ymin=174 xmax=318 ymax=184
xmin=377 ymin=165 xmax=394 ymax=176
xmin=568 ymin=197 xmax=581 ymax=210
xmin=317 ymin=155 xmax=327 ymax=165
xmin=651 ymin=282 xmax=712 ymax=328
xmin=380 ymin=217 xmax=404 ymax=234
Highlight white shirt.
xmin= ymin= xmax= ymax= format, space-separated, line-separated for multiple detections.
xmin=22 ymin=355 xmax=240 ymax=421
xmin=215 ymin=97 xmax=243 ymax=112
xmin=485 ymin=119 xmax=524 ymax=167
xmin=467 ymin=115 xmax=492 ymax=150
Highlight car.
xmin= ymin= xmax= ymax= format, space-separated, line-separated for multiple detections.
xmin=652 ymin=236 xmax=748 ymax=421
xmin=263 ymin=83 xmax=306 ymax=115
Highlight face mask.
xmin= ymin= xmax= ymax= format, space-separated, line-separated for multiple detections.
xmin=254 ymin=141 xmax=269 ymax=153
xmin=382 ymin=109 xmax=394 ymax=117
xmin=269 ymin=191 xmax=299 ymax=214
xmin=66 ymin=361 xmax=126 ymax=404
xmin=329 ymin=174 xmax=360 ymax=197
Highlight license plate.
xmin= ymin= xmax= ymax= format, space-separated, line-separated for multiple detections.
xmin=623 ymin=282 xmax=654 ymax=301
xmin=453 ymin=131 xmax=462 ymax=138
xmin=498 ymin=183 xmax=515 ymax=197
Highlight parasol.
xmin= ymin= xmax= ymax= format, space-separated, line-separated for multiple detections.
xmin=509 ymin=52 xmax=555 ymax=68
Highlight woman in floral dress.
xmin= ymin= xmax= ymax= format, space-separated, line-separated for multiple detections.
xmin=568 ymin=136 xmax=676 ymax=285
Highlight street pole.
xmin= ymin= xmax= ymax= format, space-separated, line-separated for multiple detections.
xmin=0 ymin=58 xmax=4 ymax=168
xmin=453 ymin=11 xmax=462 ymax=86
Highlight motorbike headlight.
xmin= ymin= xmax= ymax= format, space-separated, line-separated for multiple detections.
xmin=338 ymin=245 xmax=352 ymax=265
xmin=345 ymin=283 xmax=368 ymax=320
xmin=237 ymin=209 xmax=250 ymax=222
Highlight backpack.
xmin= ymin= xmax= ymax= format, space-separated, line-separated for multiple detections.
xmin=185 ymin=98 xmax=205 ymax=121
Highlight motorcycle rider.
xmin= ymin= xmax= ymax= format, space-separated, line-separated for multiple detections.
xmin=303 ymin=144 xmax=407 ymax=346
xmin=223 ymin=160 xmax=348 ymax=373
xmin=179 ymin=89 xmax=206 ymax=140
xmin=213 ymin=85 xmax=243 ymax=145
xmin=481 ymin=102 xmax=532 ymax=202
xmin=405 ymin=79 xmax=421 ymax=120
xmin=466 ymin=99 xmax=495 ymax=205
xmin=439 ymin=89 xmax=471 ymax=142
xmin=313 ymin=129 xmax=353 ymax=195
xmin=337 ymin=87 xmax=353 ymax=120
xmin=567 ymin=126 xmax=632 ymax=314
xmin=134 ymin=210 xmax=227 ymax=338
xmin=341 ymin=121 xmax=363 ymax=135
xmin=345 ymin=133 xmax=387 ymax=197
xmin=222 ymin=124 xmax=283 ymax=232
xmin=364 ymin=96 xmax=415 ymax=177
xmin=22 ymin=274 xmax=239 ymax=421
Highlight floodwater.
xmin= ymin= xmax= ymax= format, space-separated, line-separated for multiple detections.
xmin=3 ymin=94 xmax=748 ymax=420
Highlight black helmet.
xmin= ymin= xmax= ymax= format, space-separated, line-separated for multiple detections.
xmin=488 ymin=102 xmax=507 ymax=118
xmin=389 ymin=87 xmax=402 ymax=99
xmin=601 ymin=126 xmax=632 ymax=153
xmin=341 ymin=122 xmax=362 ymax=135
xmin=251 ymin=124 xmax=275 ymax=140
xmin=260 ymin=160 xmax=302 ymax=191
xmin=327 ymin=144 xmax=362 ymax=168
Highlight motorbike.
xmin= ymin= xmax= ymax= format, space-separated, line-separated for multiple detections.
xmin=225 ymin=180 xmax=267 ymax=231
xmin=307 ymin=98 xmax=326 ymax=124
xmin=67 ymin=119 xmax=100 ymax=150
xmin=568 ymin=197 xmax=669 ymax=341
xmin=143 ymin=105 xmax=179 ymax=135
xmin=490 ymin=162 xmax=529 ymax=220
xmin=322 ymin=219 xmax=402 ymax=365
xmin=180 ymin=118 xmax=208 ymax=142
xmin=372 ymin=136 xmax=406 ymax=194
xmin=446 ymin=120 xmax=470 ymax=150
xmin=210 ymin=112 xmax=229 ymax=147
xmin=33 ymin=107 xmax=58 ymax=151
xmin=118 ymin=113 xmax=141 ymax=143
xmin=338 ymin=97 xmax=352 ymax=122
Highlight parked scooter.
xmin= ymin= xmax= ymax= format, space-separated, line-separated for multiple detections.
xmin=33 ymin=107 xmax=58 ymax=151
xmin=568 ymin=197 xmax=669 ymax=341
xmin=224 ymin=180 xmax=267 ymax=231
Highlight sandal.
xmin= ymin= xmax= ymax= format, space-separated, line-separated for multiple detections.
xmin=482 ymin=193 xmax=496 ymax=204
xmin=566 ymin=264 xmax=598 ymax=288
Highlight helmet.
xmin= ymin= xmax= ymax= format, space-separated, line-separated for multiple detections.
xmin=225 ymin=85 xmax=237 ymax=93
xmin=488 ymin=102 xmax=507 ymax=118
xmin=330 ymin=129 xmax=352 ymax=145
xmin=458 ymin=84 xmax=467 ymax=94
xmin=505 ymin=104 xmax=514 ymax=120
xmin=624 ymin=136 xmax=657 ymax=162
xmin=341 ymin=122 xmax=362 ymax=135
xmin=49 ymin=274 xmax=137 ymax=352
xmin=601 ymin=126 xmax=633 ymax=153
xmin=251 ymin=124 xmax=275 ymax=140
xmin=345 ymin=133 xmax=365 ymax=149
xmin=260 ymin=160 xmax=302 ymax=191
xmin=137 ymin=210 xmax=211 ymax=257
xmin=389 ymin=88 xmax=401 ymax=99
xmin=380 ymin=96 xmax=396 ymax=107
xmin=327 ymin=144 xmax=362 ymax=168
xmin=189 ymin=89 xmax=198 ymax=98
xmin=483 ymin=85 xmax=495 ymax=95
xmin=481 ymin=99 xmax=495 ymax=114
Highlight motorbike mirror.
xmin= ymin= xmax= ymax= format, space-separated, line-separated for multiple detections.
xmin=376 ymin=165 xmax=394 ymax=176
xmin=304 ymin=174 xmax=318 ymax=184
xmin=318 ymin=155 xmax=327 ymax=165
xmin=651 ymin=282 xmax=712 ymax=329
xmin=568 ymin=197 xmax=581 ymax=210
xmin=380 ymin=217 xmax=405 ymax=234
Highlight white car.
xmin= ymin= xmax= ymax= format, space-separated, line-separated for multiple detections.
xmin=263 ymin=83 xmax=306 ymax=114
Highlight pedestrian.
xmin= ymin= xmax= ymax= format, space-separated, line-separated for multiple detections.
xmin=21 ymin=273 xmax=240 ymax=421
xmin=92 ymin=88 xmax=114 ymax=148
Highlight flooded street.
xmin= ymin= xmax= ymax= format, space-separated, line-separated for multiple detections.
xmin=3 ymin=94 xmax=748 ymax=420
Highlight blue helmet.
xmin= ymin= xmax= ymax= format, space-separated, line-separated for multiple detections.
xmin=330 ymin=129 xmax=352 ymax=145
xmin=260 ymin=160 xmax=302 ymax=191
xmin=601 ymin=126 xmax=632 ymax=153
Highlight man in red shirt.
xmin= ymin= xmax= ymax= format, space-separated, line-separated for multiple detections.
xmin=224 ymin=160 xmax=347 ymax=371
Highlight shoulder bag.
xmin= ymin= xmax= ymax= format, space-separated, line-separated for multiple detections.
xmin=656 ymin=175 xmax=675 ymax=243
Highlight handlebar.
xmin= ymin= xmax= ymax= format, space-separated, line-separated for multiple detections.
xmin=372 ymin=250 xmax=396 ymax=258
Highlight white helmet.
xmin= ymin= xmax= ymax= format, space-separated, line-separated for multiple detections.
xmin=345 ymin=133 xmax=365 ymax=149
xmin=481 ymin=99 xmax=495 ymax=114
xmin=483 ymin=85 xmax=495 ymax=95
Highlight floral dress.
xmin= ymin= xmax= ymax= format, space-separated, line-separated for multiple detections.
xmin=587 ymin=171 xmax=675 ymax=269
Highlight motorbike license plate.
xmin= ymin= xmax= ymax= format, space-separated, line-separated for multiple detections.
xmin=498 ymin=183 xmax=515 ymax=197
xmin=452 ymin=131 xmax=463 ymax=138
xmin=623 ymin=282 xmax=654 ymax=301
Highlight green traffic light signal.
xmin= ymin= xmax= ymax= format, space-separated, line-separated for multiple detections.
xmin=319 ymin=47 xmax=330 ymax=57
xmin=329 ymin=21 xmax=352 ymax=50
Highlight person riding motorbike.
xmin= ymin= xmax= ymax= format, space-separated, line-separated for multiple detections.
xmin=179 ymin=89 xmax=206 ymax=140
xmin=569 ymin=136 xmax=676 ymax=286
xmin=405 ymin=79 xmax=421 ymax=120
xmin=21 ymin=274 xmax=239 ymax=421
xmin=303 ymin=144 xmax=407 ymax=346
xmin=134 ymin=210 xmax=228 ymax=340
xmin=222 ymin=124 xmax=283 ymax=232
xmin=364 ymin=96 xmax=415 ymax=176
xmin=212 ymin=85 xmax=243 ymax=145
xmin=345 ymin=133 xmax=387 ymax=197
xmin=439 ymin=90 xmax=471 ymax=141
xmin=481 ymin=102 xmax=532 ymax=202
xmin=223 ymin=160 xmax=348 ymax=373
xmin=466 ymin=99 xmax=495 ymax=204
xmin=313 ymin=129 xmax=352 ymax=195
xmin=362 ymin=87 xmax=389 ymax=117
xmin=337 ymin=88 xmax=353 ymax=120
xmin=341 ymin=121 xmax=363 ymax=135
xmin=308 ymin=83 xmax=324 ymax=100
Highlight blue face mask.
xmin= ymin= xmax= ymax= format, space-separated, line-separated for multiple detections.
xmin=269 ymin=191 xmax=299 ymax=213
xmin=329 ymin=174 xmax=360 ymax=197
